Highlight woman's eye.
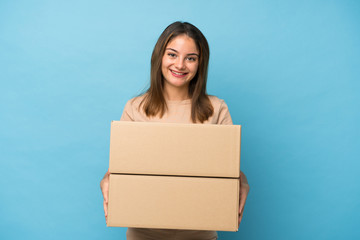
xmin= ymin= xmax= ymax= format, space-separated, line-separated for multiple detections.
xmin=168 ymin=53 xmax=176 ymax=58
xmin=187 ymin=57 xmax=197 ymax=61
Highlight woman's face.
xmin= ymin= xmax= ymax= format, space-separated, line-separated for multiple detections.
xmin=161 ymin=34 xmax=199 ymax=90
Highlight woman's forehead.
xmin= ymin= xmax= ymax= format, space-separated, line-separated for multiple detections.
xmin=166 ymin=35 xmax=199 ymax=53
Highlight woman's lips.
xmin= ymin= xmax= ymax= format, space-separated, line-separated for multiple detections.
xmin=170 ymin=69 xmax=188 ymax=78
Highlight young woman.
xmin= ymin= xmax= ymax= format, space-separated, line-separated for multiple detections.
xmin=100 ymin=21 xmax=250 ymax=240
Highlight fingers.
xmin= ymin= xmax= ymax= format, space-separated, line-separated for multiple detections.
xmin=239 ymin=185 xmax=248 ymax=213
xmin=238 ymin=211 xmax=243 ymax=225
xmin=102 ymin=182 xmax=109 ymax=224
xmin=238 ymin=171 xmax=250 ymax=227
xmin=238 ymin=189 xmax=246 ymax=226
xmin=101 ymin=170 xmax=110 ymax=224
xmin=103 ymin=200 xmax=107 ymax=216
xmin=100 ymin=171 xmax=110 ymax=201
xmin=102 ymin=186 xmax=109 ymax=202
xmin=103 ymin=200 xmax=108 ymax=224
xmin=238 ymin=189 xmax=247 ymax=218
xmin=101 ymin=184 xmax=108 ymax=224
xmin=239 ymin=172 xmax=250 ymax=215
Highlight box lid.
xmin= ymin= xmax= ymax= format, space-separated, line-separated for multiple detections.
xmin=109 ymin=121 xmax=241 ymax=178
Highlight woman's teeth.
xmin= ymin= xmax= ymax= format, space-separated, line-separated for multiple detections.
xmin=171 ymin=70 xmax=186 ymax=75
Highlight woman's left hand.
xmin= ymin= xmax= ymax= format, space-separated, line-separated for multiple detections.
xmin=239 ymin=171 xmax=250 ymax=226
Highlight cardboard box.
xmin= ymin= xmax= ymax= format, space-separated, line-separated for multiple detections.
xmin=109 ymin=121 xmax=241 ymax=178
xmin=107 ymin=174 xmax=239 ymax=231
xmin=107 ymin=121 xmax=241 ymax=231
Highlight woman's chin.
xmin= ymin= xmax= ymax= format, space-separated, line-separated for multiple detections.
xmin=165 ymin=79 xmax=190 ymax=89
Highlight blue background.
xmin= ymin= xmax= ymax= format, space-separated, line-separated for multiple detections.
xmin=1 ymin=0 xmax=359 ymax=239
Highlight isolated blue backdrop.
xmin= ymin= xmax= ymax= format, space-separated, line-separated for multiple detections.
xmin=0 ymin=0 xmax=359 ymax=239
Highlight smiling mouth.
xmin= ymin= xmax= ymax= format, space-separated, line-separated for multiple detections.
xmin=170 ymin=70 xmax=188 ymax=76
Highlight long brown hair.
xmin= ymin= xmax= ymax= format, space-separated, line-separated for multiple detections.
xmin=140 ymin=21 xmax=213 ymax=123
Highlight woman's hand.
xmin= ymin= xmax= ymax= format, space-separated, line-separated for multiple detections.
xmin=100 ymin=170 xmax=110 ymax=223
xmin=239 ymin=171 xmax=250 ymax=226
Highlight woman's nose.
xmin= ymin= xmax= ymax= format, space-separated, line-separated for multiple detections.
xmin=174 ymin=58 xmax=185 ymax=70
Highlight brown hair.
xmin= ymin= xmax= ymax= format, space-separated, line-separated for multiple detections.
xmin=140 ymin=21 xmax=213 ymax=123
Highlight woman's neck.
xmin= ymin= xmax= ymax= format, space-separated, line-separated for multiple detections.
xmin=163 ymin=83 xmax=190 ymax=101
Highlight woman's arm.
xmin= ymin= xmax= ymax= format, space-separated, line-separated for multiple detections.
xmin=216 ymin=98 xmax=250 ymax=226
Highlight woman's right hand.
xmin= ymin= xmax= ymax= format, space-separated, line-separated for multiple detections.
xmin=100 ymin=170 xmax=110 ymax=223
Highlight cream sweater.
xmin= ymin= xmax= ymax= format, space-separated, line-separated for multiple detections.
xmin=120 ymin=95 xmax=233 ymax=125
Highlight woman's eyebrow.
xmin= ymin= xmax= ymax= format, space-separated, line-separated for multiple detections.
xmin=166 ymin=48 xmax=199 ymax=57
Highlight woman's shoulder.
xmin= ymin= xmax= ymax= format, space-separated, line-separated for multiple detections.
xmin=120 ymin=94 xmax=147 ymax=121
xmin=207 ymin=95 xmax=233 ymax=125
xmin=208 ymin=95 xmax=226 ymax=108
xmin=126 ymin=94 xmax=146 ymax=108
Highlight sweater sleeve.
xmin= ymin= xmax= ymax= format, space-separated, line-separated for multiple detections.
xmin=218 ymin=100 xmax=233 ymax=125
